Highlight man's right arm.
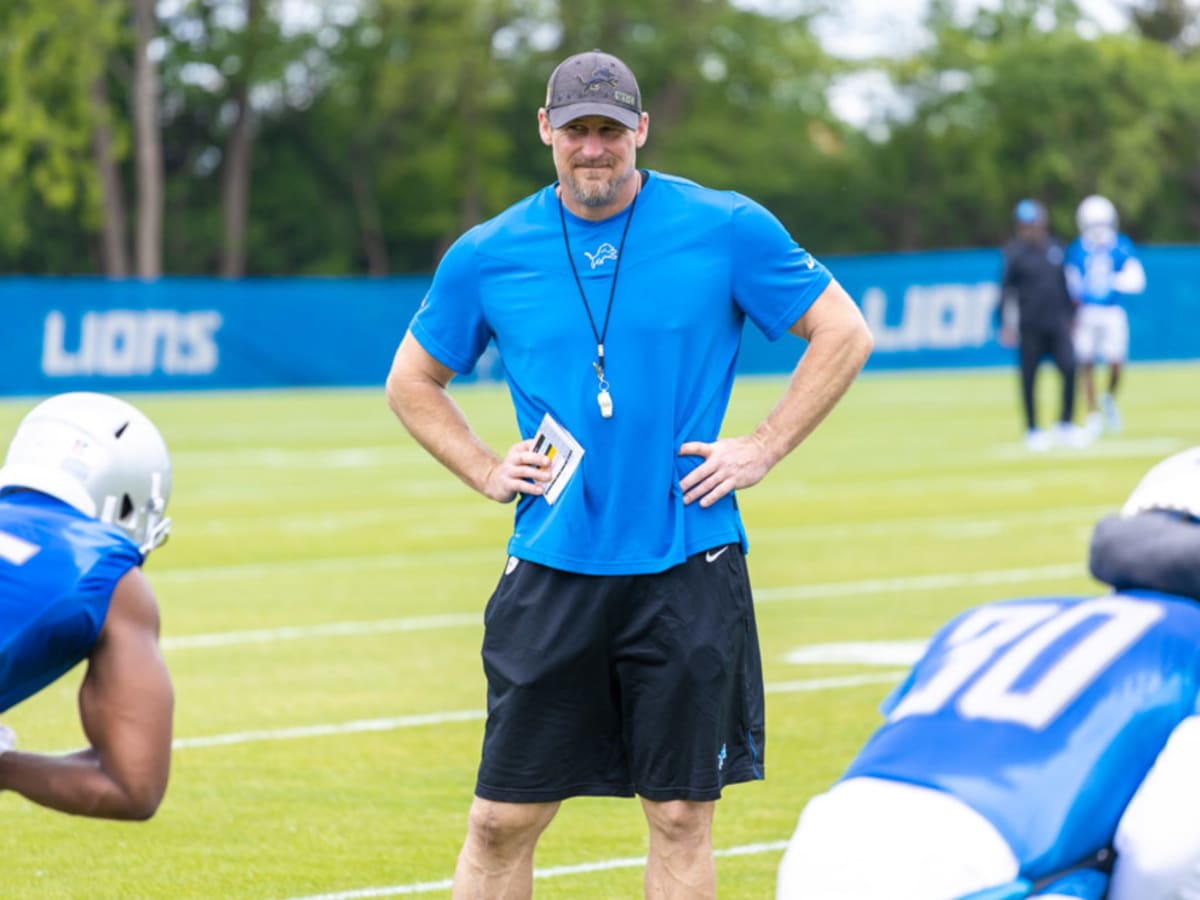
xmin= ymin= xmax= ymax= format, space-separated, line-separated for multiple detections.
xmin=384 ymin=331 xmax=549 ymax=503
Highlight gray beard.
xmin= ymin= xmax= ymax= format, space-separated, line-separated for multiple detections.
xmin=565 ymin=167 xmax=632 ymax=208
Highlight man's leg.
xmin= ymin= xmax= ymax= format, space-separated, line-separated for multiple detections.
xmin=1107 ymin=361 xmax=1122 ymax=398
xmin=1079 ymin=361 xmax=1097 ymax=413
xmin=452 ymin=796 xmax=559 ymax=900
xmin=1018 ymin=335 xmax=1041 ymax=433
xmin=1050 ymin=326 xmax=1076 ymax=425
xmin=641 ymin=798 xmax=716 ymax=899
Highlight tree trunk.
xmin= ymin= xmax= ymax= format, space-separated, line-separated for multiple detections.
xmin=348 ymin=145 xmax=390 ymax=276
xmin=89 ymin=72 xmax=129 ymax=278
xmin=220 ymin=0 xmax=259 ymax=278
xmin=132 ymin=0 xmax=163 ymax=278
xmin=220 ymin=86 xmax=254 ymax=278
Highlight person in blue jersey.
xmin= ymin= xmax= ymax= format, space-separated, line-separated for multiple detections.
xmin=776 ymin=446 xmax=1200 ymax=900
xmin=0 ymin=392 xmax=174 ymax=820
xmin=1064 ymin=195 xmax=1147 ymax=437
xmin=996 ymin=199 xmax=1085 ymax=452
xmin=385 ymin=48 xmax=873 ymax=899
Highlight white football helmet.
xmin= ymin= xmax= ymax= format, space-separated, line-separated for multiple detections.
xmin=1076 ymin=194 xmax=1118 ymax=233
xmin=1122 ymin=446 xmax=1200 ymax=520
xmin=0 ymin=392 xmax=172 ymax=555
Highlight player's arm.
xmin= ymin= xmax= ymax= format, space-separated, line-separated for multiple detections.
xmin=679 ymin=278 xmax=872 ymax=507
xmin=0 ymin=568 xmax=173 ymax=819
xmin=1112 ymin=256 xmax=1146 ymax=295
xmin=1089 ymin=512 xmax=1200 ymax=600
xmin=385 ymin=331 xmax=549 ymax=503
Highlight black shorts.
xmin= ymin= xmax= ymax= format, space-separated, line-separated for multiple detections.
xmin=474 ymin=544 xmax=765 ymax=803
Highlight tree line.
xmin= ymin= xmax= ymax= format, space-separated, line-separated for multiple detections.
xmin=1 ymin=0 xmax=1196 ymax=277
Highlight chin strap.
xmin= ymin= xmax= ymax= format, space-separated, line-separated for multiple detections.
xmin=1089 ymin=511 xmax=1200 ymax=601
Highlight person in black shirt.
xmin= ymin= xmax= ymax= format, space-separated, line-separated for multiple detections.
xmin=998 ymin=199 xmax=1087 ymax=451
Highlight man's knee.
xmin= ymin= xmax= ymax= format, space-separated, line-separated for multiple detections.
xmin=643 ymin=799 xmax=714 ymax=844
xmin=465 ymin=797 xmax=557 ymax=853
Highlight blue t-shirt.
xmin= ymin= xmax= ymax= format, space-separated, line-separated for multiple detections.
xmin=409 ymin=170 xmax=832 ymax=574
xmin=1064 ymin=232 xmax=1140 ymax=307
xmin=842 ymin=591 xmax=1200 ymax=880
xmin=0 ymin=491 xmax=143 ymax=712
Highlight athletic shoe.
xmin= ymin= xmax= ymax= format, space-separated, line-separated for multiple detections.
xmin=1025 ymin=429 xmax=1052 ymax=452
xmin=1085 ymin=411 xmax=1105 ymax=440
xmin=1054 ymin=423 xmax=1093 ymax=449
xmin=0 ymin=723 xmax=15 ymax=755
xmin=1101 ymin=394 xmax=1122 ymax=433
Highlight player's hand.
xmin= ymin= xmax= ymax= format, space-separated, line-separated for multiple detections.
xmin=0 ymin=723 xmax=16 ymax=756
xmin=998 ymin=326 xmax=1017 ymax=348
xmin=678 ymin=436 xmax=772 ymax=507
xmin=482 ymin=438 xmax=552 ymax=503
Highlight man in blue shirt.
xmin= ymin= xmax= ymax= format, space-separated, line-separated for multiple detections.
xmin=1064 ymin=195 xmax=1146 ymax=437
xmin=0 ymin=392 xmax=174 ymax=820
xmin=386 ymin=48 xmax=873 ymax=898
xmin=777 ymin=447 xmax=1200 ymax=900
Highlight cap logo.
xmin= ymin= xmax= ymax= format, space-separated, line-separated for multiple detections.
xmin=579 ymin=66 xmax=618 ymax=94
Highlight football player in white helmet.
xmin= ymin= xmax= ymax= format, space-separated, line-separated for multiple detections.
xmin=0 ymin=392 xmax=175 ymax=819
xmin=1064 ymin=195 xmax=1147 ymax=437
xmin=777 ymin=447 xmax=1200 ymax=900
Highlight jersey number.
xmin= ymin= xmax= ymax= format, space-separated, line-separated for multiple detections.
xmin=889 ymin=597 xmax=1163 ymax=730
xmin=0 ymin=529 xmax=40 ymax=566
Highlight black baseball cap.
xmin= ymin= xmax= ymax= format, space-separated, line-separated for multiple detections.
xmin=544 ymin=50 xmax=642 ymax=130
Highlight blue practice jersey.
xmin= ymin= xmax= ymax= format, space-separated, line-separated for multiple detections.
xmin=1064 ymin=232 xmax=1140 ymax=307
xmin=842 ymin=591 xmax=1200 ymax=881
xmin=409 ymin=170 xmax=832 ymax=575
xmin=0 ymin=491 xmax=143 ymax=713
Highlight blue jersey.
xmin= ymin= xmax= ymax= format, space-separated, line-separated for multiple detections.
xmin=842 ymin=591 xmax=1200 ymax=881
xmin=0 ymin=491 xmax=143 ymax=713
xmin=409 ymin=170 xmax=832 ymax=575
xmin=1064 ymin=233 xmax=1140 ymax=307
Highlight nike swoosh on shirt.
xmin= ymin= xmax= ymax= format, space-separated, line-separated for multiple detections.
xmin=705 ymin=547 xmax=729 ymax=563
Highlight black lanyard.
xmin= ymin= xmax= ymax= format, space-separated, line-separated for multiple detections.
xmin=558 ymin=179 xmax=640 ymax=418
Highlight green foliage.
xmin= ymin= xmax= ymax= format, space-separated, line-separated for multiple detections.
xmin=1 ymin=0 xmax=1199 ymax=273
xmin=0 ymin=0 xmax=124 ymax=263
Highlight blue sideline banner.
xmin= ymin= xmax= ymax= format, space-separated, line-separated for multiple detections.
xmin=2 ymin=247 xmax=1197 ymax=396
xmin=2 ymin=277 xmax=425 ymax=397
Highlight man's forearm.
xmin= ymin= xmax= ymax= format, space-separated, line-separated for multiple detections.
xmin=753 ymin=320 xmax=873 ymax=467
xmin=388 ymin=377 xmax=500 ymax=496
xmin=0 ymin=749 xmax=158 ymax=820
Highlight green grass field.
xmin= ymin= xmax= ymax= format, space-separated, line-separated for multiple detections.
xmin=1 ymin=363 xmax=1196 ymax=899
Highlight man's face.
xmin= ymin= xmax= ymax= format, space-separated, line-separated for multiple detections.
xmin=539 ymin=112 xmax=648 ymax=210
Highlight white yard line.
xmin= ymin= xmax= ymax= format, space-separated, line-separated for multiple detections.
xmin=753 ymin=562 xmax=1085 ymax=603
xmin=278 ymin=841 xmax=791 ymax=899
xmin=162 ymin=613 xmax=480 ymax=650
xmin=158 ymin=562 xmax=1088 ymax=650
xmin=173 ymin=672 xmax=907 ymax=751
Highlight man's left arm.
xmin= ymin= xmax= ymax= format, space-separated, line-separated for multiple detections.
xmin=0 ymin=568 xmax=174 ymax=820
xmin=679 ymin=279 xmax=873 ymax=507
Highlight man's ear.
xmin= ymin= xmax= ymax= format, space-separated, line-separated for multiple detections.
xmin=634 ymin=112 xmax=649 ymax=148
xmin=537 ymin=108 xmax=554 ymax=146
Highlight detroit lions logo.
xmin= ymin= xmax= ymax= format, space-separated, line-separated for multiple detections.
xmin=584 ymin=243 xmax=619 ymax=269
xmin=578 ymin=67 xmax=619 ymax=94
